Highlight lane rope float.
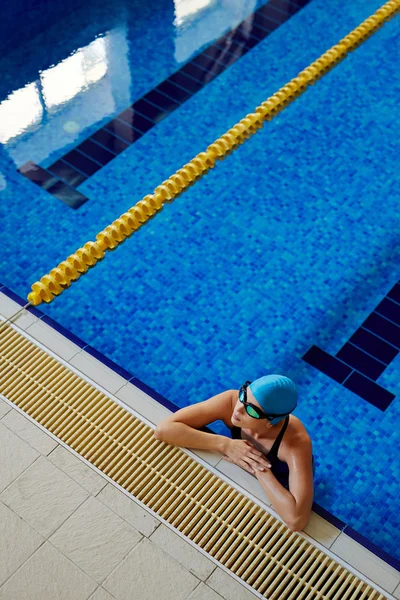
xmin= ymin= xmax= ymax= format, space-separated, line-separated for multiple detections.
xmin=25 ymin=0 xmax=400 ymax=307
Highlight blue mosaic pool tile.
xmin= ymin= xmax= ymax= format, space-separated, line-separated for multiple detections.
xmin=349 ymin=328 xmax=398 ymax=364
xmin=303 ymin=346 xmax=352 ymax=383
xmin=344 ymin=526 xmax=400 ymax=572
xmin=336 ymin=342 xmax=386 ymax=380
xmin=343 ymin=372 xmax=394 ymax=410
xmin=84 ymin=345 xmax=135 ymax=381
xmin=90 ymin=129 xmax=130 ymax=155
xmin=15 ymin=0 xmax=308 ymax=209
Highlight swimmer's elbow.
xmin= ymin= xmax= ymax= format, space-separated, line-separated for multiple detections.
xmin=287 ymin=522 xmax=303 ymax=532
xmin=287 ymin=513 xmax=310 ymax=532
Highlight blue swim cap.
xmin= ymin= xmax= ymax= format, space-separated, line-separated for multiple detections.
xmin=249 ymin=375 xmax=298 ymax=425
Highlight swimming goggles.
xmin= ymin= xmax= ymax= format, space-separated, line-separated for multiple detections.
xmin=239 ymin=381 xmax=291 ymax=421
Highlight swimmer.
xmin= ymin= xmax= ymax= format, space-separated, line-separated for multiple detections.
xmin=154 ymin=375 xmax=314 ymax=531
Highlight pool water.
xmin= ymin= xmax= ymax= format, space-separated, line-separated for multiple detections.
xmin=1 ymin=0 xmax=399 ymax=563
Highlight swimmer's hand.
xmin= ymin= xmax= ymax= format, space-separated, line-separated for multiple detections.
xmin=222 ymin=439 xmax=271 ymax=475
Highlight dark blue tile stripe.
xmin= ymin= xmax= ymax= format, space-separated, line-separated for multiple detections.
xmin=132 ymin=98 xmax=167 ymax=123
xmin=387 ymin=283 xmax=400 ymax=304
xmin=142 ymin=89 xmax=180 ymax=112
xmin=77 ymin=139 xmax=115 ymax=166
xmin=1 ymin=282 xmax=399 ymax=571
xmin=343 ymin=371 xmax=394 ymax=410
xmin=45 ymin=180 xmax=89 ymax=209
xmin=211 ymin=40 xmax=250 ymax=60
xmin=0 ymin=285 xmax=44 ymax=317
xmin=362 ymin=312 xmax=400 ymax=350
xmin=169 ymin=71 xmax=204 ymax=93
xmin=40 ymin=315 xmax=87 ymax=349
xmin=63 ymin=149 xmax=102 ymax=176
xmin=47 ymin=159 xmax=88 ymax=187
xmin=343 ymin=526 xmax=400 ymax=573
xmin=18 ymin=0 xmax=311 ymax=207
xmin=18 ymin=160 xmax=58 ymax=190
xmin=83 ymin=345 xmax=135 ymax=381
xmin=311 ymin=502 xmax=347 ymax=531
xmin=88 ymin=136 xmax=118 ymax=157
xmin=253 ymin=12 xmax=281 ymax=33
xmin=302 ymin=346 xmax=352 ymax=383
xmin=204 ymin=43 xmax=250 ymax=64
xmin=349 ymin=327 xmax=399 ymax=364
xmin=303 ymin=282 xmax=400 ymax=411
xmin=17 ymin=161 xmax=88 ymax=209
xmin=375 ymin=297 xmax=400 ymax=327
xmin=118 ymin=108 xmax=155 ymax=134
xmin=91 ymin=129 xmax=130 ymax=155
xmin=336 ymin=342 xmax=386 ymax=380
xmin=192 ymin=51 xmax=232 ymax=76
xmin=104 ymin=119 xmax=141 ymax=144
xmin=129 ymin=377 xmax=179 ymax=413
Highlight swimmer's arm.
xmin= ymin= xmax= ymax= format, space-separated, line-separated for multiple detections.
xmin=255 ymin=440 xmax=314 ymax=532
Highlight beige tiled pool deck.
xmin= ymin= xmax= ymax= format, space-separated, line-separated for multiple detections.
xmin=1 ymin=291 xmax=399 ymax=600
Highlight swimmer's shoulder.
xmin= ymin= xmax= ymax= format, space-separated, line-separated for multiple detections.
xmin=280 ymin=415 xmax=313 ymax=462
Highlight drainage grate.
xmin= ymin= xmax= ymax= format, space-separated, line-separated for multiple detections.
xmin=0 ymin=323 xmax=388 ymax=600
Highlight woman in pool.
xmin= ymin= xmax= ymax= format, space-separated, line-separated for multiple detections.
xmin=154 ymin=374 xmax=314 ymax=531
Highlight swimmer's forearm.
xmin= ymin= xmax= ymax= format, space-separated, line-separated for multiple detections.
xmin=255 ymin=469 xmax=301 ymax=531
xmin=154 ymin=421 xmax=230 ymax=454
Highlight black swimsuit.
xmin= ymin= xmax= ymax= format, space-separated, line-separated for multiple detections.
xmin=230 ymin=416 xmax=315 ymax=489
xmin=230 ymin=416 xmax=291 ymax=488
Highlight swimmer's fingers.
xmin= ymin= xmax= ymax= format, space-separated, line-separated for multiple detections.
xmin=223 ymin=455 xmax=255 ymax=475
xmin=223 ymin=451 xmax=269 ymax=473
xmin=241 ymin=456 xmax=268 ymax=473
xmin=247 ymin=449 xmax=271 ymax=468
xmin=244 ymin=441 xmax=271 ymax=465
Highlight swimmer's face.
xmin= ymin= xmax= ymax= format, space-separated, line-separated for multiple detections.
xmin=232 ymin=387 xmax=275 ymax=431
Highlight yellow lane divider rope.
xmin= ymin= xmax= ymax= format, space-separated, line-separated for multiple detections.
xmin=26 ymin=0 xmax=400 ymax=307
